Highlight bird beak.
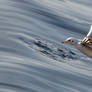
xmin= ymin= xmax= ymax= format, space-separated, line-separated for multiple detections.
xmin=62 ymin=41 xmax=68 ymax=43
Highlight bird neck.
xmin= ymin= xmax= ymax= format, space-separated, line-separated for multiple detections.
xmin=74 ymin=41 xmax=81 ymax=49
xmin=72 ymin=41 xmax=79 ymax=46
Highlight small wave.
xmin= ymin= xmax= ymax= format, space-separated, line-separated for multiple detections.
xmin=15 ymin=34 xmax=78 ymax=61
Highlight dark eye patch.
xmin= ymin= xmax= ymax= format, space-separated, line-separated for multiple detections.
xmin=68 ymin=40 xmax=74 ymax=42
xmin=68 ymin=39 xmax=71 ymax=41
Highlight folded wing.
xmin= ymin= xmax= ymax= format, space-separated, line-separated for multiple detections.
xmin=81 ymin=25 xmax=92 ymax=48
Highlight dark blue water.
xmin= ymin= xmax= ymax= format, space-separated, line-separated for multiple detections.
xmin=0 ymin=0 xmax=92 ymax=92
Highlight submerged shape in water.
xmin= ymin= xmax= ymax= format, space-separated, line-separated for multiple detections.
xmin=0 ymin=0 xmax=92 ymax=92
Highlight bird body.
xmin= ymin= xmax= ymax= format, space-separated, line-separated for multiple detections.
xmin=62 ymin=25 xmax=92 ymax=58
xmin=76 ymin=42 xmax=92 ymax=58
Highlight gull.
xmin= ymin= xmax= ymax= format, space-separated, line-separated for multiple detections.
xmin=62 ymin=25 xmax=92 ymax=58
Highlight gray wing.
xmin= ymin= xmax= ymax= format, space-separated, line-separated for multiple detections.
xmin=87 ymin=25 xmax=92 ymax=38
xmin=81 ymin=25 xmax=92 ymax=48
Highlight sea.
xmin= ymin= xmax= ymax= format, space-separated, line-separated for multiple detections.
xmin=0 ymin=0 xmax=92 ymax=92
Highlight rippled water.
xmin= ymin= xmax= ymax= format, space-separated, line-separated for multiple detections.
xmin=0 ymin=0 xmax=92 ymax=92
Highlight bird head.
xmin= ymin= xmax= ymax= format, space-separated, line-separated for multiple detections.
xmin=62 ymin=37 xmax=78 ymax=45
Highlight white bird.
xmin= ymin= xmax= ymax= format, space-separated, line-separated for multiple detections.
xmin=62 ymin=25 xmax=92 ymax=58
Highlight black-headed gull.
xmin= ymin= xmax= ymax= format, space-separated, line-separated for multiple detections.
xmin=62 ymin=25 xmax=92 ymax=58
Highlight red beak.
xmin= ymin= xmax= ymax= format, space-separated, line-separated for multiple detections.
xmin=62 ymin=41 xmax=68 ymax=43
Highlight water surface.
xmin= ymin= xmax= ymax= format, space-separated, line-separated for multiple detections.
xmin=0 ymin=0 xmax=92 ymax=92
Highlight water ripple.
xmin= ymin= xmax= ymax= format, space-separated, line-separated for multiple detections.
xmin=0 ymin=0 xmax=92 ymax=92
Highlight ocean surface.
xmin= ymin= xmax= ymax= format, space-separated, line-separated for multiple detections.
xmin=0 ymin=0 xmax=92 ymax=92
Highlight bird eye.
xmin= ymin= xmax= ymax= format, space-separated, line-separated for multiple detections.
xmin=68 ymin=39 xmax=74 ymax=42
xmin=68 ymin=40 xmax=71 ymax=41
